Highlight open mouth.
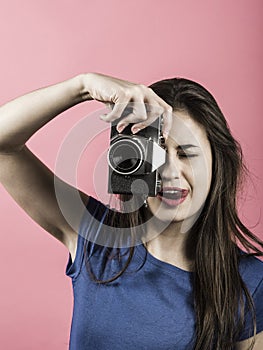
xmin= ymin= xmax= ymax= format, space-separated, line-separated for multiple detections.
xmin=157 ymin=187 xmax=188 ymax=206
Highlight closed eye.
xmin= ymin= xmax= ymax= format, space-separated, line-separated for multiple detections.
xmin=178 ymin=153 xmax=198 ymax=158
xmin=177 ymin=145 xmax=199 ymax=158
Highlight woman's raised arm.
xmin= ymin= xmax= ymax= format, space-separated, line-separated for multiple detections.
xmin=0 ymin=73 xmax=172 ymax=260
xmin=0 ymin=74 xmax=93 ymax=152
xmin=0 ymin=74 xmax=94 ymax=260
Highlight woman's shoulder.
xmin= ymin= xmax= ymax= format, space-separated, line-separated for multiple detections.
xmin=239 ymin=249 xmax=263 ymax=272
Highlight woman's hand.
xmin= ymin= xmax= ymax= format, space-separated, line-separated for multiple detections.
xmin=81 ymin=72 xmax=173 ymax=137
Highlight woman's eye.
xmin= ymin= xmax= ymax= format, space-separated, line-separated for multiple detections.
xmin=178 ymin=153 xmax=197 ymax=158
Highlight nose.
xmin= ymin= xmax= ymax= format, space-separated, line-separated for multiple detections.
xmin=159 ymin=152 xmax=181 ymax=181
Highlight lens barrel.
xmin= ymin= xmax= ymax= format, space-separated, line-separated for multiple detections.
xmin=108 ymin=137 xmax=145 ymax=175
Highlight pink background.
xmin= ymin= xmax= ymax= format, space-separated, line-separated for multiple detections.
xmin=0 ymin=1 xmax=262 ymax=349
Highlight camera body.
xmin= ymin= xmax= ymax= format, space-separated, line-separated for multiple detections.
xmin=107 ymin=117 xmax=166 ymax=196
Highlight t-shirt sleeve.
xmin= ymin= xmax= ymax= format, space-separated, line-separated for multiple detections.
xmin=238 ymin=275 xmax=263 ymax=341
xmin=65 ymin=195 xmax=109 ymax=281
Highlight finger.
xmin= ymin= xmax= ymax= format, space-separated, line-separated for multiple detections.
xmin=104 ymin=102 xmax=114 ymax=110
xmin=130 ymin=114 xmax=159 ymax=134
xmin=161 ymin=106 xmax=173 ymax=139
xmin=116 ymin=100 xmax=147 ymax=132
xmin=100 ymin=102 xmax=128 ymax=122
xmin=119 ymin=100 xmax=147 ymax=120
xmin=116 ymin=112 xmax=146 ymax=133
xmin=130 ymin=100 xmax=147 ymax=121
xmin=146 ymin=90 xmax=174 ymax=137
xmin=130 ymin=102 xmax=163 ymax=133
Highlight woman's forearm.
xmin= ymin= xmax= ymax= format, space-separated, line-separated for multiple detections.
xmin=0 ymin=74 xmax=92 ymax=152
xmin=0 ymin=72 xmax=173 ymax=153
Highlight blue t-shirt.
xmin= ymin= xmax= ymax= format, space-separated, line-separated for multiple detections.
xmin=66 ymin=196 xmax=263 ymax=349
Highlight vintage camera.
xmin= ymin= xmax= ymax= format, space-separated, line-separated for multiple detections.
xmin=107 ymin=116 xmax=166 ymax=196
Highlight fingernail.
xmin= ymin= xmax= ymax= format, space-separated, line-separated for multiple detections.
xmin=132 ymin=127 xmax=141 ymax=134
xmin=117 ymin=124 xmax=126 ymax=133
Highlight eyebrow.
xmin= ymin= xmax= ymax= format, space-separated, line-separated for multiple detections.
xmin=177 ymin=144 xmax=199 ymax=150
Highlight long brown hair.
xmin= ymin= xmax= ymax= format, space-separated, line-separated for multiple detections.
xmin=84 ymin=78 xmax=263 ymax=349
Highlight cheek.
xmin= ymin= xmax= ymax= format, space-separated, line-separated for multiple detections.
xmin=189 ymin=157 xmax=212 ymax=197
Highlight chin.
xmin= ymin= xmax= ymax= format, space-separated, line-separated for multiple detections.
xmin=147 ymin=199 xmax=203 ymax=228
xmin=148 ymin=202 xmax=185 ymax=221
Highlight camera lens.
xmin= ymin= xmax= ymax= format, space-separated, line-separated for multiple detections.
xmin=108 ymin=137 xmax=144 ymax=175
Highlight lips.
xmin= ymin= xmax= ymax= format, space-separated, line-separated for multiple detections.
xmin=157 ymin=187 xmax=189 ymax=207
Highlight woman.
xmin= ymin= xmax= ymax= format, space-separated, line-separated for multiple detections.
xmin=0 ymin=72 xmax=262 ymax=349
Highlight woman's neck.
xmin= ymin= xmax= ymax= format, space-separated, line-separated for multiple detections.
xmin=143 ymin=219 xmax=195 ymax=271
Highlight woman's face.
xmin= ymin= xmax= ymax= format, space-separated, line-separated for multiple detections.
xmin=147 ymin=110 xmax=212 ymax=227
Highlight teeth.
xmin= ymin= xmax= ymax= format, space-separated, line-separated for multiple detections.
xmin=160 ymin=189 xmax=184 ymax=199
xmin=162 ymin=190 xmax=181 ymax=194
